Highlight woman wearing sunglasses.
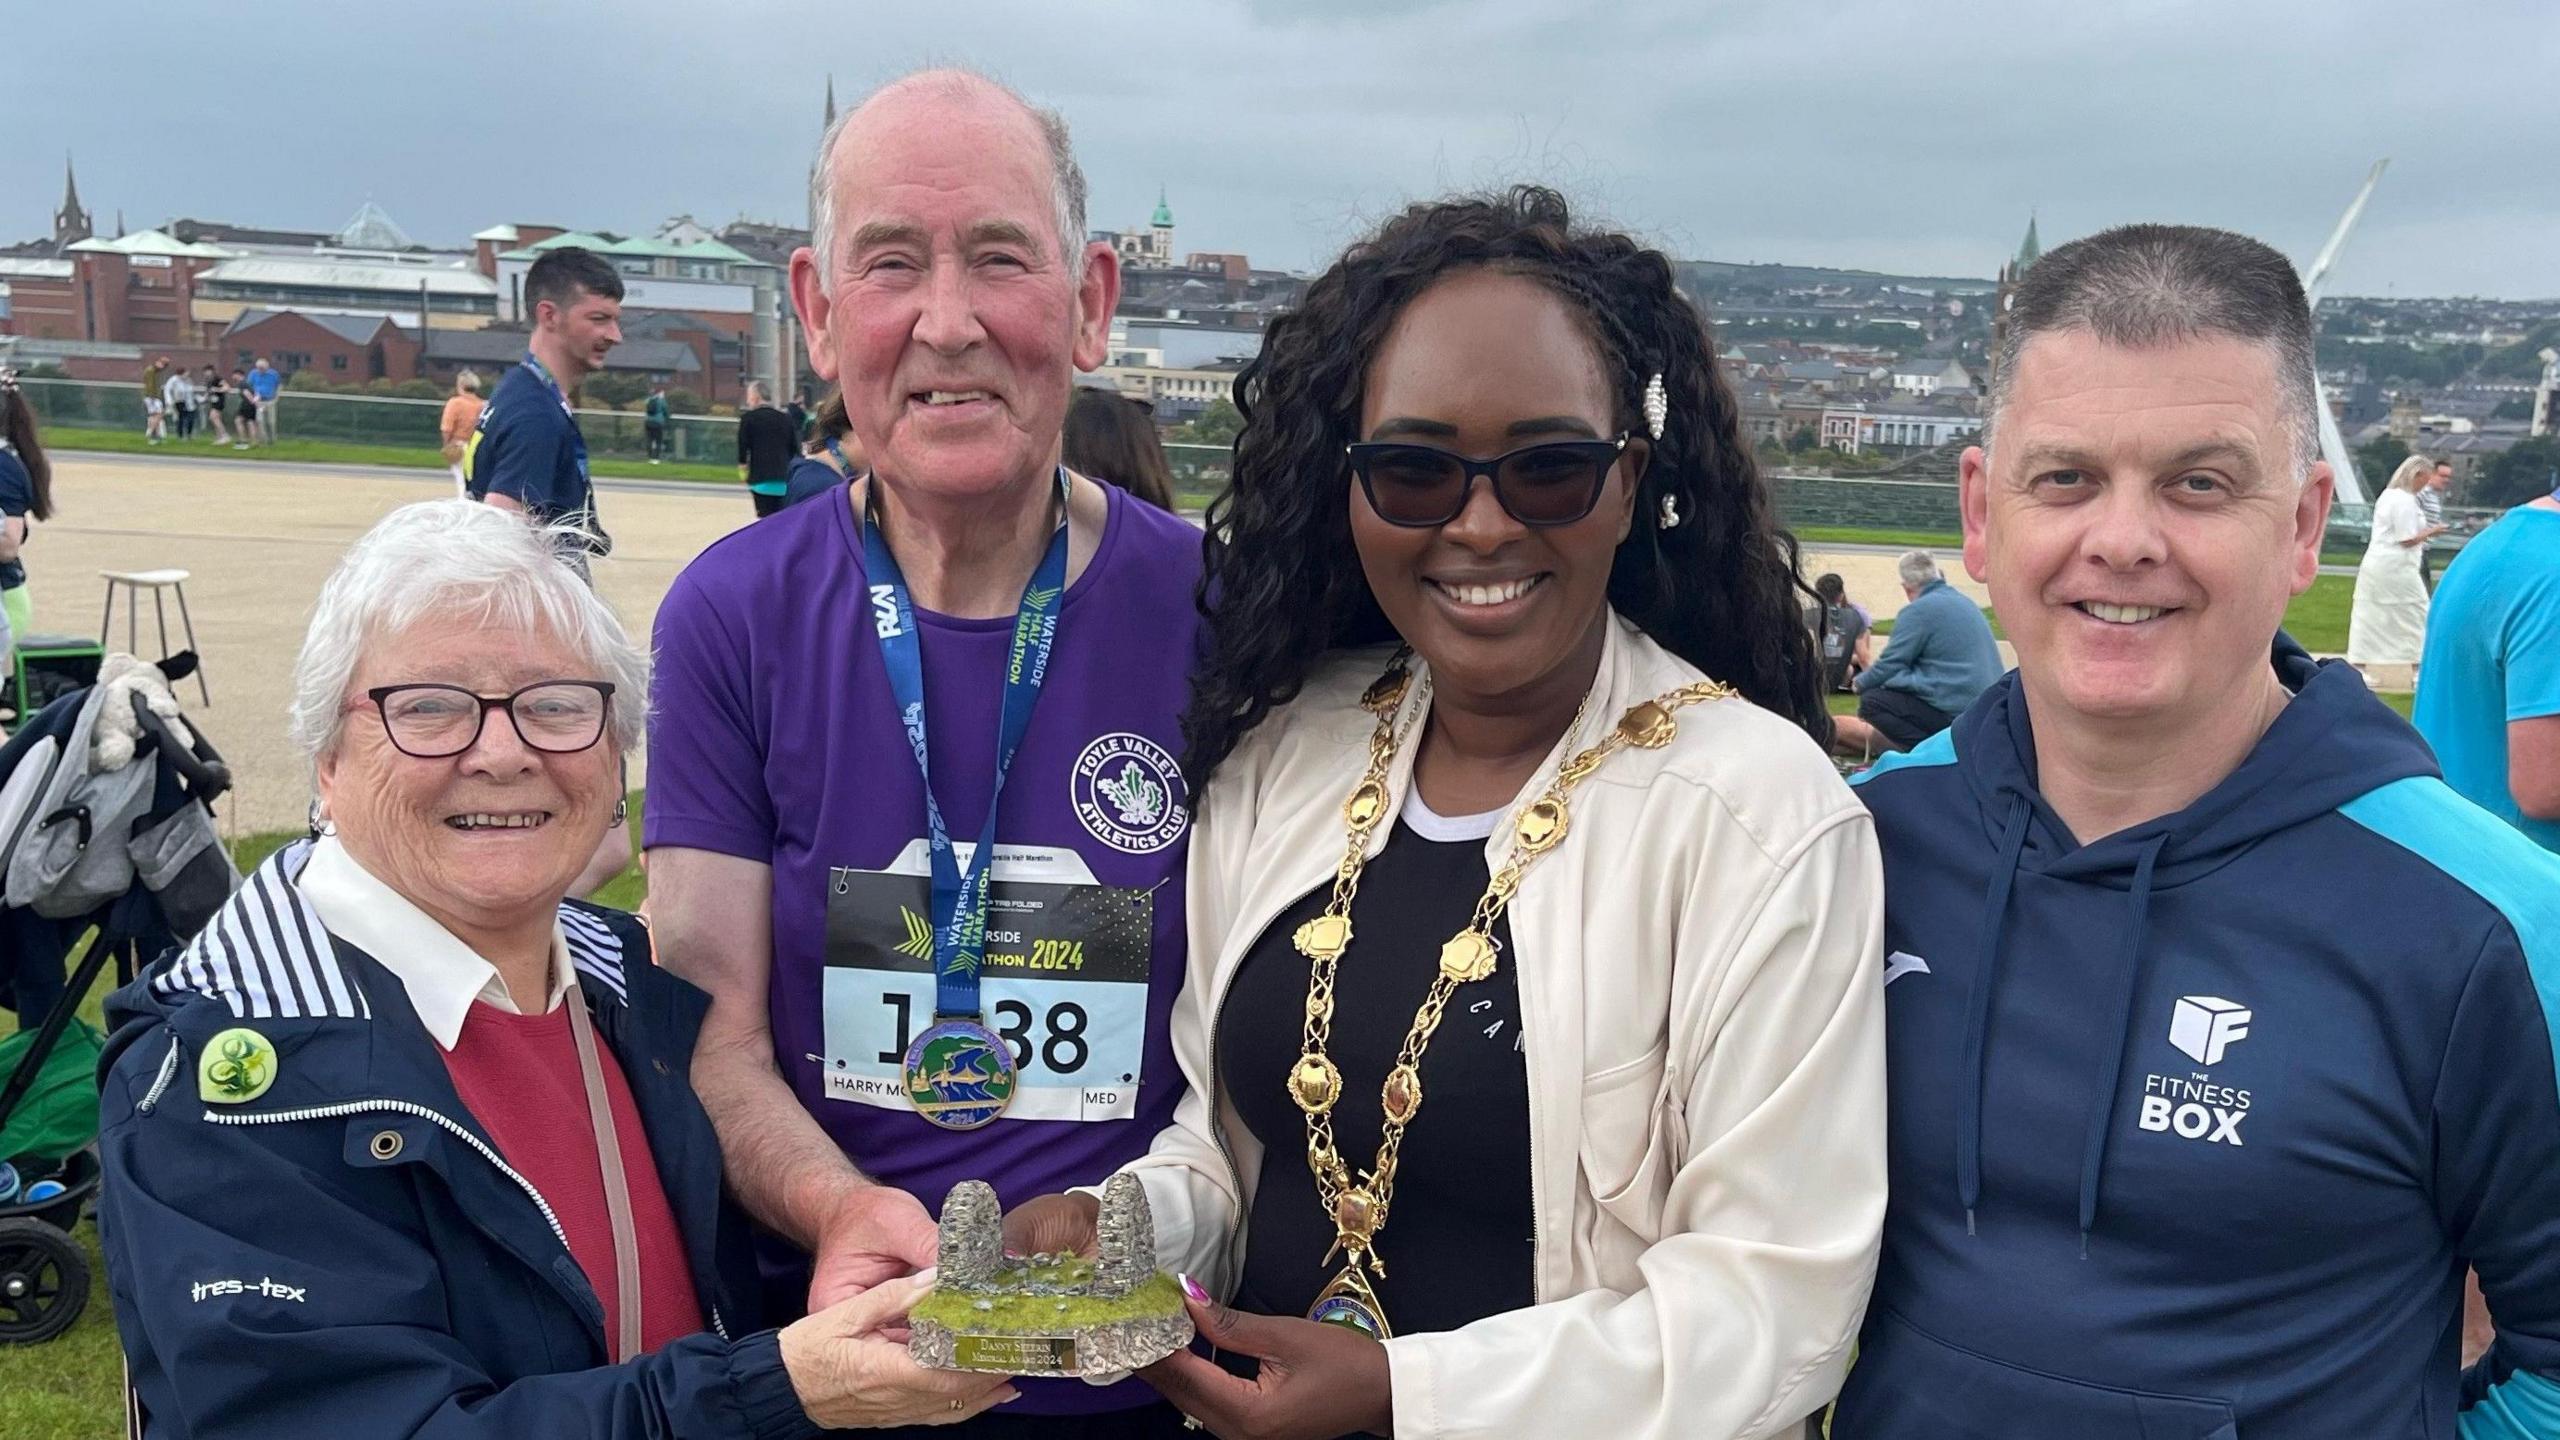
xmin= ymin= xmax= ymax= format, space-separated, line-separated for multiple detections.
xmin=1012 ymin=189 xmax=1886 ymax=1440
xmin=97 ymin=500 xmax=1009 ymax=1439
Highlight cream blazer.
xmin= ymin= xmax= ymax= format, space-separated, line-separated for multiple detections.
xmin=1117 ymin=613 xmax=1886 ymax=1440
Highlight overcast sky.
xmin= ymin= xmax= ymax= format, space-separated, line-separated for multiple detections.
xmin=8 ymin=0 xmax=2551 ymax=298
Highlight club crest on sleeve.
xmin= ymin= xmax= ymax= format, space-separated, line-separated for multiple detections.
xmin=1071 ymin=733 xmax=1189 ymax=854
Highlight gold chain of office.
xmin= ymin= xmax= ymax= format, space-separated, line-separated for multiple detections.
xmin=1286 ymin=656 xmax=1733 ymax=1335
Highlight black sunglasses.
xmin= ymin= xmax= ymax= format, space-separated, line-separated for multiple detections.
xmin=1345 ymin=435 xmax=1630 ymax=528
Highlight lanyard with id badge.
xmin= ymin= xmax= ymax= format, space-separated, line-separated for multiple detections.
xmin=841 ymin=469 xmax=1079 ymax=1131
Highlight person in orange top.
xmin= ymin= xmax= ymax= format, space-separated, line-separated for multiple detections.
xmin=440 ymin=371 xmax=487 ymax=494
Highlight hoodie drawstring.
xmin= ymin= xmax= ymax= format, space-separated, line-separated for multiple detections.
xmin=2073 ymin=833 xmax=2167 ymax=1256
xmin=1956 ymin=795 xmax=2033 ymax=1235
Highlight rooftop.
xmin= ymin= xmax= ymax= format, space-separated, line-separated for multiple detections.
xmin=199 ymin=255 xmax=498 ymax=296
xmin=223 ymin=309 xmax=407 ymax=345
xmin=423 ymin=328 xmax=701 ymax=374
xmin=67 ymin=229 xmax=235 ymax=260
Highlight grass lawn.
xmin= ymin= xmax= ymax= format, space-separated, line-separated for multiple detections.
xmin=1824 ymin=673 xmax=2413 ymax=721
xmin=1863 ymin=574 xmax=2349 ymax=655
xmin=47 ymin=426 xmax=739 ymax=487
xmin=1796 ymin=525 xmax=2366 ymax=571
xmin=0 ymin=801 xmax=645 ymax=1439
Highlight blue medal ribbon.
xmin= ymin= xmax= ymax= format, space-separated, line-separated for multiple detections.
xmin=864 ymin=468 xmax=1071 ymax=1026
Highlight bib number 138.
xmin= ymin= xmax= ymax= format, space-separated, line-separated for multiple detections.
xmin=875 ymin=991 xmax=1090 ymax=1075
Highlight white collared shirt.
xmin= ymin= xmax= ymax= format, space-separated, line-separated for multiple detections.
xmin=297 ymin=834 xmax=575 ymax=1052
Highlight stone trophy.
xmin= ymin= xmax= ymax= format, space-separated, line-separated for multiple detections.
xmin=909 ymin=1174 xmax=1194 ymax=1376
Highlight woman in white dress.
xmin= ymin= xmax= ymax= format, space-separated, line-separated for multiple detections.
xmin=2348 ymin=454 xmax=2444 ymax=684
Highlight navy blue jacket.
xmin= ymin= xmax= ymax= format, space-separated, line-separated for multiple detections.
xmin=1835 ymin=638 xmax=2560 ymax=1440
xmin=98 ymin=843 xmax=819 ymax=1440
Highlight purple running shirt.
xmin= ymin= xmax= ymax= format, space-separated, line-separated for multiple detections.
xmin=646 ymin=483 xmax=1201 ymax=1414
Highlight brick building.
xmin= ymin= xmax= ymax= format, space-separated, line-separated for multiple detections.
xmin=218 ymin=310 xmax=422 ymax=384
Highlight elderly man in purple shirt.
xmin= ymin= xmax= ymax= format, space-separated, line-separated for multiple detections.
xmin=645 ymin=69 xmax=1202 ymax=1436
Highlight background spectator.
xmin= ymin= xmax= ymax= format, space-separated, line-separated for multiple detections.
xmin=645 ymin=384 xmax=671 ymax=463
xmin=735 ymin=381 xmax=799 ymax=518
xmin=1806 ymin=571 xmax=1872 ymax=693
xmin=229 ymin=368 xmax=258 ymax=449
xmin=781 ymin=390 xmax=862 ymax=510
xmin=1061 ymin=385 xmax=1176 ymax=511
xmin=1 ymin=371 xmax=57 ymax=644
xmin=2348 ymin=453 xmax=2441 ymax=689
xmin=439 ymin=372 xmax=485 ymax=495
xmin=1832 ymin=549 xmax=2003 ymax=756
xmin=248 ymin=355 xmax=282 ymax=442
xmin=199 ymin=365 xmax=231 ymax=446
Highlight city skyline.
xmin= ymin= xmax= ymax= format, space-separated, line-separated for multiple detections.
xmin=4 ymin=0 xmax=2552 ymax=299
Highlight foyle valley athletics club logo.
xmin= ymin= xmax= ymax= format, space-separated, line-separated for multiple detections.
xmin=1071 ymin=732 xmax=1189 ymax=854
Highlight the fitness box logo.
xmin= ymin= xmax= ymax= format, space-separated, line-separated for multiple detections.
xmin=2138 ymin=995 xmax=2253 ymax=1147
xmin=2168 ymin=995 xmax=2251 ymax=1065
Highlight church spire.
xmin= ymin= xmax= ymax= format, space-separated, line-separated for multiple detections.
xmin=2016 ymin=212 xmax=2042 ymax=272
xmin=824 ymin=75 xmax=837 ymax=128
xmin=53 ymin=151 xmax=93 ymax=247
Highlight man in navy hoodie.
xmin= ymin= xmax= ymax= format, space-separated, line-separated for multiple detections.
xmin=1835 ymin=224 xmax=2560 ymax=1440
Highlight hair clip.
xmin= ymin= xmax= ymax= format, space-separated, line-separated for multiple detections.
xmin=1642 ymin=373 xmax=1667 ymax=443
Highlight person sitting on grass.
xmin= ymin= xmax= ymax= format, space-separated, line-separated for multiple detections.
xmin=1829 ymin=549 xmax=2003 ymax=758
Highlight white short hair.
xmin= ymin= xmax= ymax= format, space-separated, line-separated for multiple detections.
xmin=1898 ymin=550 xmax=1942 ymax=589
xmin=289 ymin=500 xmax=649 ymax=760
xmin=808 ymin=68 xmax=1089 ymax=296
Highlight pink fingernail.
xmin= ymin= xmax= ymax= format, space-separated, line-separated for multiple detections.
xmin=1179 ymin=1273 xmax=1209 ymax=1305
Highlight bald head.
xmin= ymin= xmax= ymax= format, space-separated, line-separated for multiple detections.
xmin=808 ymin=68 xmax=1088 ymax=293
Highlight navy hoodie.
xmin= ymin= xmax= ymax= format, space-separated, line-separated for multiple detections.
xmin=1834 ymin=638 xmax=2560 ymax=1440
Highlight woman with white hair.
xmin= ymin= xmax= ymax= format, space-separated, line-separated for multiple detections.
xmin=2347 ymin=453 xmax=2444 ymax=687
xmin=96 ymin=500 xmax=1010 ymax=1438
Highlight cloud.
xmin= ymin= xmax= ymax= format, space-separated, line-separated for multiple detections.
xmin=3 ymin=0 xmax=2549 ymax=297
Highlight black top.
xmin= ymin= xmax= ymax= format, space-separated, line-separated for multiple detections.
xmin=1220 ymin=809 xmax=1534 ymax=1342
xmin=0 ymin=448 xmax=32 ymax=590
xmin=1810 ymin=600 xmax=1868 ymax=691
xmin=736 ymin=405 xmax=799 ymax=482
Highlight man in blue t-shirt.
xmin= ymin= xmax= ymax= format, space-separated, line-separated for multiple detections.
xmin=246 ymin=356 xmax=281 ymax=444
xmin=2416 ymin=495 xmax=2560 ymax=853
xmin=468 ymin=247 xmax=623 ymax=557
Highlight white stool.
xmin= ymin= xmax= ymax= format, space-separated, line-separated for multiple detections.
xmin=98 ymin=568 xmax=210 ymax=706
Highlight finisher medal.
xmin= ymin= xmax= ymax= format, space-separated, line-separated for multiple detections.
xmin=863 ymin=469 xmax=1071 ymax=1132
xmin=901 ymin=1018 xmax=1019 ymax=1131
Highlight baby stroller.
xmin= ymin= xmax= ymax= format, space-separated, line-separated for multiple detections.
xmin=0 ymin=653 xmax=235 ymax=1343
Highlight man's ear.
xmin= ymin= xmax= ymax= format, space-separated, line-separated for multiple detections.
xmin=1071 ymin=244 xmax=1122 ymax=373
xmin=2291 ymin=459 xmax=2336 ymax=596
xmin=789 ymin=246 xmax=840 ymax=385
xmin=1958 ymin=444 xmax=1994 ymax=583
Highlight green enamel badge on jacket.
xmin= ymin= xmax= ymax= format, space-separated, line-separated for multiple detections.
xmin=199 ymin=1028 xmax=277 ymax=1104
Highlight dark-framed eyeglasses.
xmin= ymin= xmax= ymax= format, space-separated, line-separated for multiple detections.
xmin=360 ymin=681 xmax=616 ymax=760
xmin=1344 ymin=435 xmax=1630 ymax=529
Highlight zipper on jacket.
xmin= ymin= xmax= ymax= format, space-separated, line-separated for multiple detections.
xmin=137 ymin=1034 xmax=184 ymax=1115
xmin=205 ymin=1099 xmax=572 ymax=1253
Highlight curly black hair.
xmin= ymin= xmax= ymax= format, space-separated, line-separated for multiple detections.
xmin=1182 ymin=185 xmax=1827 ymax=780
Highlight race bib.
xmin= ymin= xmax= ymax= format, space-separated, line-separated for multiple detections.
xmin=821 ymin=841 xmax=1153 ymax=1122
